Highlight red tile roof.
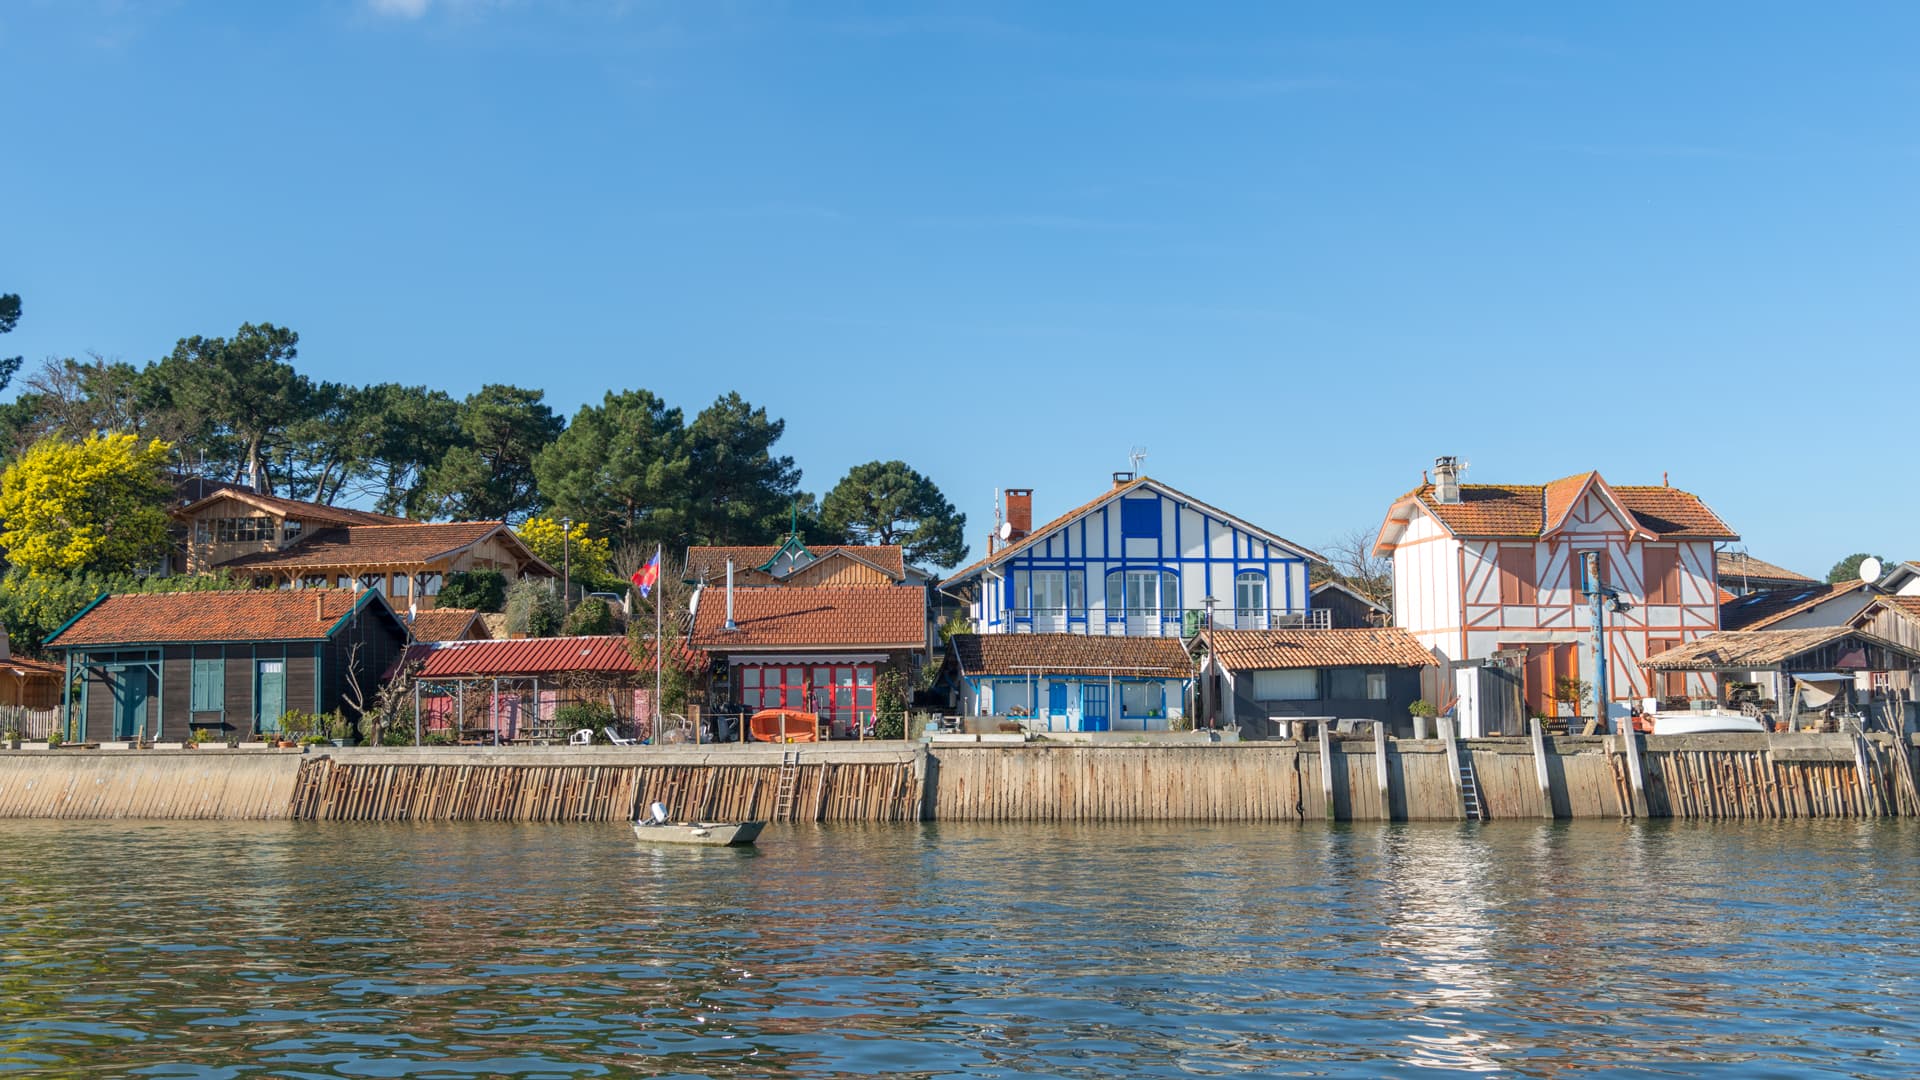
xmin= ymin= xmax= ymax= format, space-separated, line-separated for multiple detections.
xmin=408 ymin=635 xmax=702 ymax=678
xmin=947 ymin=633 xmax=1192 ymax=678
xmin=176 ymin=487 xmax=408 ymax=526
xmin=1207 ymin=628 xmax=1436 ymax=671
xmin=406 ymin=608 xmax=490 ymax=642
xmin=46 ymin=589 xmax=385 ymax=647
xmin=684 ymin=544 xmax=907 ymax=583
xmin=1719 ymin=581 xmax=1865 ymax=631
xmin=215 ymin=522 xmax=547 ymax=574
xmin=1715 ymin=552 xmax=1817 ymax=588
xmin=2 ymin=656 xmax=65 ymax=678
xmin=690 ymin=586 xmax=925 ymax=651
xmin=1397 ymin=478 xmax=1737 ymax=541
xmin=944 ymin=477 xmax=1325 ymax=585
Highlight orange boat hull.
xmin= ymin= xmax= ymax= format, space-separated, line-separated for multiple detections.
xmin=750 ymin=709 xmax=820 ymax=743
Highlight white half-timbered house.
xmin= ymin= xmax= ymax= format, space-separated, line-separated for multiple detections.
xmin=1374 ymin=458 xmax=1739 ymax=716
xmin=941 ymin=473 xmax=1326 ymax=638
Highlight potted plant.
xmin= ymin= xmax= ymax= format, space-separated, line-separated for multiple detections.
xmin=2 ymin=726 xmax=19 ymax=751
xmin=324 ymin=711 xmax=352 ymax=747
xmin=1408 ymin=699 xmax=1438 ymax=739
xmin=46 ymin=729 xmax=64 ymax=750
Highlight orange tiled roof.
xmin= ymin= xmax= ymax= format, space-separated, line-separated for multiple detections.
xmin=2 ymin=656 xmax=65 ymax=678
xmin=1883 ymin=595 xmax=1920 ymax=620
xmin=175 ymin=486 xmax=408 ymax=526
xmin=1719 ymin=581 xmax=1864 ymax=631
xmin=407 ymin=607 xmax=490 ymax=642
xmin=1404 ymin=480 xmax=1737 ymax=540
xmin=1207 ymin=628 xmax=1436 ymax=671
xmin=947 ymin=633 xmax=1192 ymax=679
xmin=690 ymin=586 xmax=925 ymax=651
xmin=1715 ymin=552 xmax=1817 ymax=587
xmin=45 ymin=589 xmax=385 ymax=647
xmin=684 ymin=544 xmax=906 ymax=583
xmin=215 ymin=522 xmax=542 ymax=573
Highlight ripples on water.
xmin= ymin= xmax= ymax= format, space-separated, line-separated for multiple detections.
xmin=1 ymin=819 xmax=1918 ymax=1077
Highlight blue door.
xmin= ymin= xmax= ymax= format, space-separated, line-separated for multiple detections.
xmin=1082 ymin=684 xmax=1110 ymax=732
xmin=112 ymin=666 xmax=147 ymax=740
xmin=1047 ymin=682 xmax=1068 ymax=727
xmin=256 ymin=660 xmax=286 ymax=734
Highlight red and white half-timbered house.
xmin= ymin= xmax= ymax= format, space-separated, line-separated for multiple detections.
xmin=1374 ymin=458 xmax=1739 ymax=717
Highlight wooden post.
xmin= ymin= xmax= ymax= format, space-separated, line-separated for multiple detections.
xmin=1529 ymin=717 xmax=1554 ymax=818
xmin=1372 ymin=719 xmax=1390 ymax=821
xmin=1440 ymin=716 xmax=1466 ymax=820
xmin=1318 ymin=721 xmax=1336 ymax=821
xmin=1852 ymin=733 xmax=1880 ymax=818
xmin=1619 ymin=728 xmax=1649 ymax=819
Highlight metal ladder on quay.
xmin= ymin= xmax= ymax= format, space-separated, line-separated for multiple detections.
xmin=774 ymin=749 xmax=801 ymax=823
xmin=1459 ymin=755 xmax=1486 ymax=821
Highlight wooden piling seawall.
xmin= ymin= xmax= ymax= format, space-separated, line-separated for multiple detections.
xmin=289 ymin=745 xmax=925 ymax=823
xmin=3 ymin=733 xmax=1916 ymax=823
xmin=0 ymin=749 xmax=305 ymax=819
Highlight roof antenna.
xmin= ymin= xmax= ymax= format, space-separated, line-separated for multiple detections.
xmin=1128 ymin=446 xmax=1147 ymax=476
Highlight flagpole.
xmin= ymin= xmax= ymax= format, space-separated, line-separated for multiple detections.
xmin=653 ymin=544 xmax=663 ymax=738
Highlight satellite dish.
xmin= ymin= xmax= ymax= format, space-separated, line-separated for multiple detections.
xmin=997 ymin=521 xmax=1014 ymax=541
xmin=1859 ymin=557 xmax=1884 ymax=584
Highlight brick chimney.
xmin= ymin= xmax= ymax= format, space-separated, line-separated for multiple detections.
xmin=1005 ymin=489 xmax=1033 ymax=541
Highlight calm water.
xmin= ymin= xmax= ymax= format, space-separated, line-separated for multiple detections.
xmin=2 ymin=820 xmax=1918 ymax=1078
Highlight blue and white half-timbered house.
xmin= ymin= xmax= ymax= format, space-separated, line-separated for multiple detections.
xmin=938 ymin=474 xmax=1326 ymax=731
xmin=943 ymin=474 xmax=1326 ymax=638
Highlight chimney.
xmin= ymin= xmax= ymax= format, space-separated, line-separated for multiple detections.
xmin=724 ymin=559 xmax=737 ymax=632
xmin=1112 ymin=471 xmax=1135 ymax=489
xmin=315 ymin=593 xmax=325 ymax=623
xmin=1005 ymin=489 xmax=1033 ymax=542
xmin=1433 ymin=456 xmax=1462 ymax=505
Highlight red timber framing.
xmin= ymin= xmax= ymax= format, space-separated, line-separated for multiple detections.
xmin=735 ymin=662 xmax=877 ymax=738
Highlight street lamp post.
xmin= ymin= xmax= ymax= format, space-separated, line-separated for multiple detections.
xmin=1201 ymin=594 xmax=1217 ymax=729
xmin=562 ymin=517 xmax=573 ymax=614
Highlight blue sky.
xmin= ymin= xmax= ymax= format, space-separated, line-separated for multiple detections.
xmin=3 ymin=2 xmax=1915 ymax=574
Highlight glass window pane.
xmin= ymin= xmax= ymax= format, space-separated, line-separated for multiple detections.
xmin=1068 ymin=571 xmax=1085 ymax=613
xmin=1252 ymin=669 xmax=1317 ymax=700
xmin=742 ymin=667 xmax=759 ymax=688
xmin=1106 ymin=573 xmax=1125 ymax=614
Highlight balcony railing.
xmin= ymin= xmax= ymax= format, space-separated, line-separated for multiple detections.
xmin=1005 ymin=607 xmax=1330 ymax=635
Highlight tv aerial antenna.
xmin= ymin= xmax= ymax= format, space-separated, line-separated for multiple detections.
xmin=1128 ymin=446 xmax=1148 ymax=475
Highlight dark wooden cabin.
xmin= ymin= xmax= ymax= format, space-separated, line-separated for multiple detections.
xmin=1203 ymin=627 xmax=1435 ymax=738
xmin=45 ymin=589 xmax=408 ymax=742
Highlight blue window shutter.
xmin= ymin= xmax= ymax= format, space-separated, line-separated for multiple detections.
xmin=1120 ymin=498 xmax=1158 ymax=538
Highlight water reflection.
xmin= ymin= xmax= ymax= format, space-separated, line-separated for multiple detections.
xmin=2 ymin=819 xmax=1919 ymax=1077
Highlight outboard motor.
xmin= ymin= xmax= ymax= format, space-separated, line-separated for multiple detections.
xmin=649 ymin=801 xmax=669 ymax=824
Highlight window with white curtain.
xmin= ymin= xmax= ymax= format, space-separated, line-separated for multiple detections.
xmin=1235 ymin=571 xmax=1266 ymax=616
xmin=1252 ymin=669 xmax=1317 ymax=701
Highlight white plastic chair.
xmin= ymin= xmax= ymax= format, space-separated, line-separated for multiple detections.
xmin=568 ymin=729 xmax=593 ymax=745
xmin=603 ymin=726 xmax=636 ymax=746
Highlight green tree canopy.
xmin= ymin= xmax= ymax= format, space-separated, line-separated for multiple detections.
xmin=151 ymin=322 xmax=308 ymax=491
xmin=1828 ymin=552 xmax=1891 ymax=585
xmin=420 ymin=384 xmax=564 ymax=522
xmin=437 ymin=569 xmax=509 ymax=612
xmin=0 ymin=434 xmax=175 ymax=576
xmin=0 ymin=292 xmax=22 ymax=394
xmin=819 ymin=460 xmax=968 ymax=569
xmin=685 ymin=392 xmax=801 ymax=545
xmin=533 ymin=389 xmax=689 ymax=550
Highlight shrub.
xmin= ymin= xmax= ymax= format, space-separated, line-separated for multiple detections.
xmin=276 ymin=710 xmax=319 ymax=741
xmin=438 ymin=569 xmax=508 ymax=612
xmin=553 ymin=700 xmax=616 ymax=736
xmin=1408 ymin=700 xmax=1437 ymax=719
xmin=563 ymin=597 xmax=614 ymax=636
xmin=505 ymin=579 xmax=564 ymax=638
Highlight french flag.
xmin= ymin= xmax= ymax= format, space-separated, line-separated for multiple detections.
xmin=631 ymin=547 xmax=662 ymax=597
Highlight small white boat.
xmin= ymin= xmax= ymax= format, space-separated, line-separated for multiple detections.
xmin=630 ymin=819 xmax=765 ymax=846
xmin=1650 ymin=711 xmax=1767 ymax=736
xmin=630 ymin=801 xmax=764 ymax=846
